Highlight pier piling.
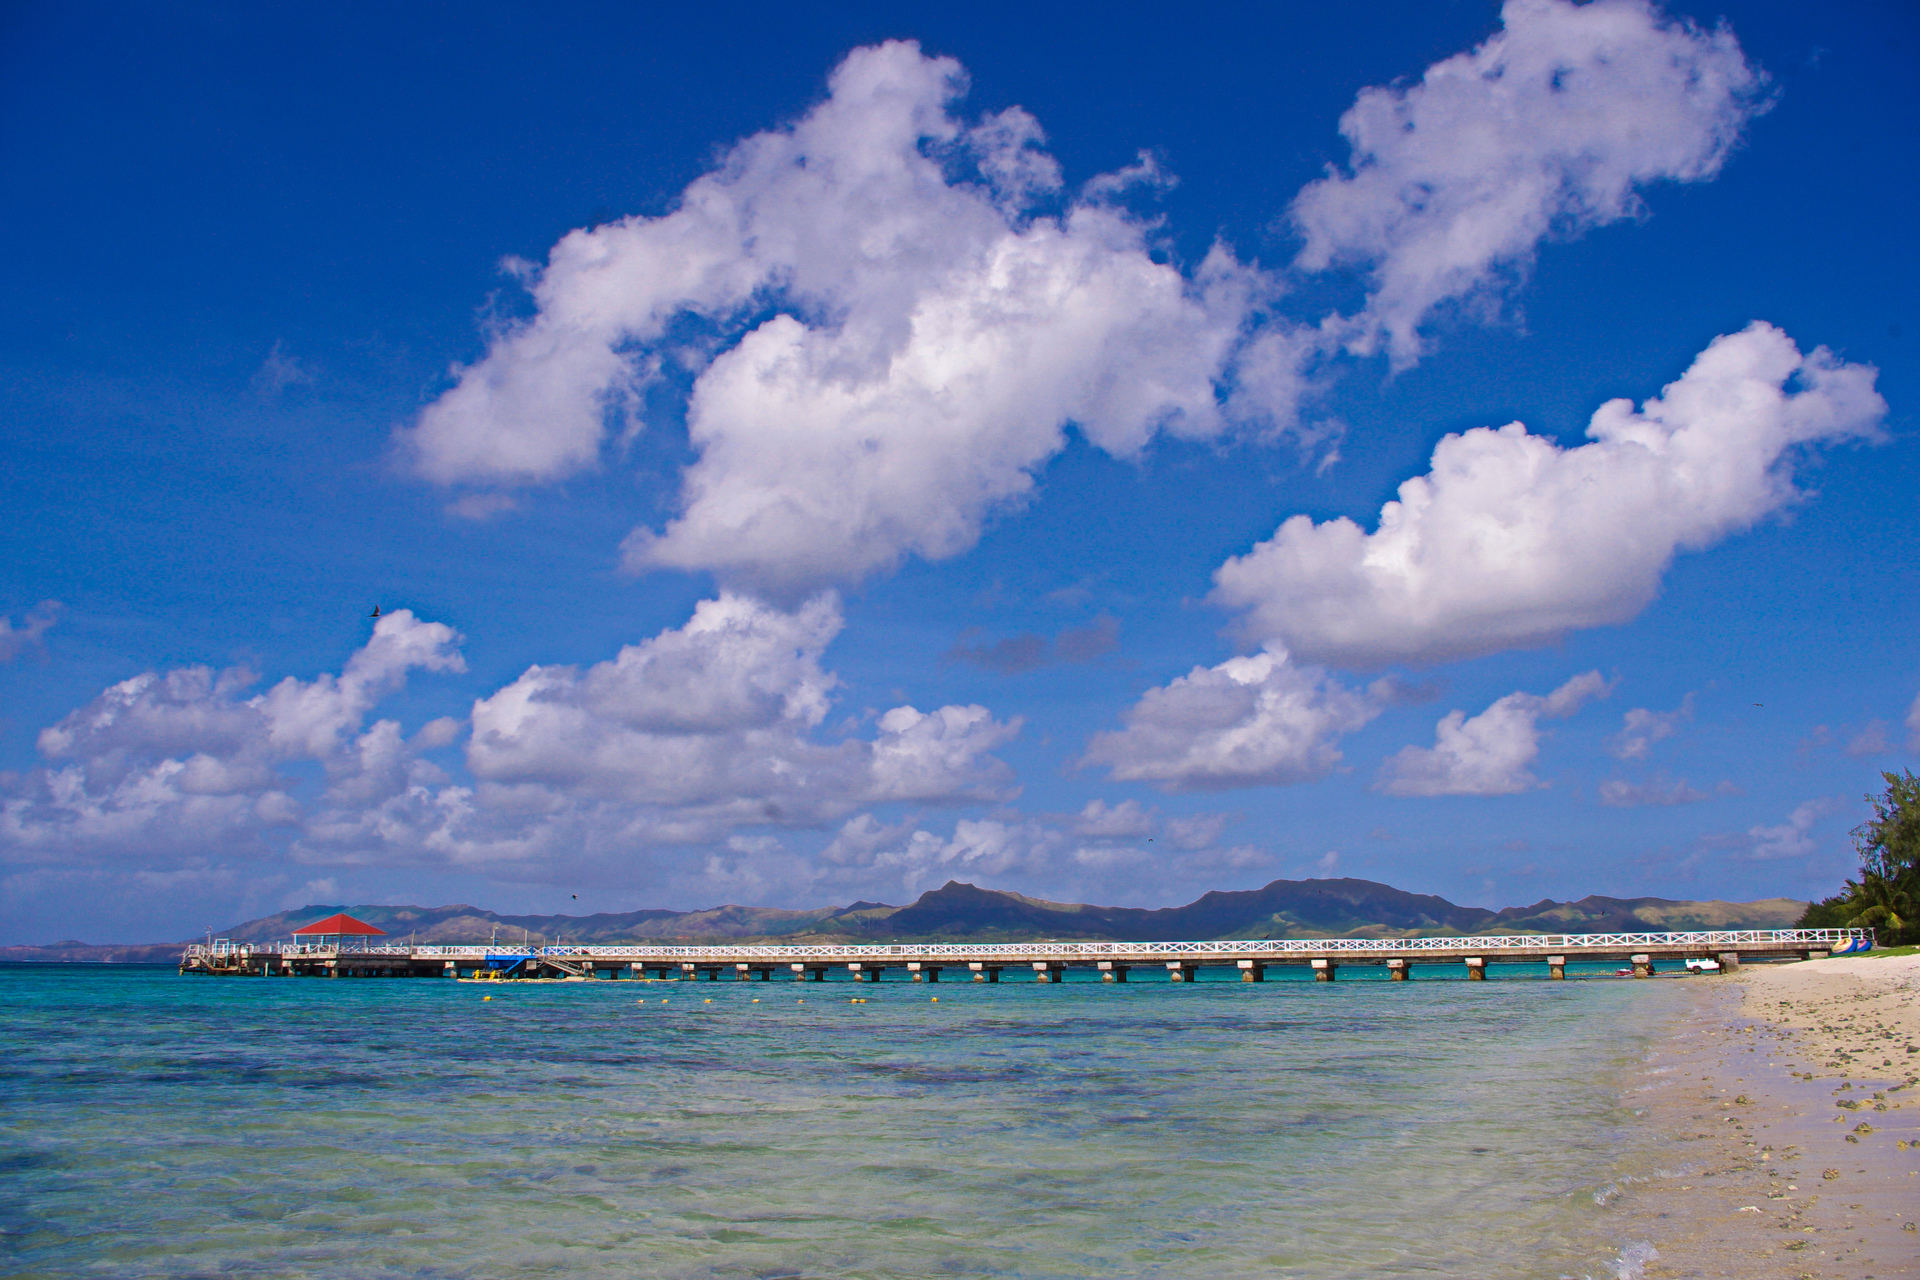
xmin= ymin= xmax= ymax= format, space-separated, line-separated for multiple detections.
xmin=179 ymin=927 xmax=1873 ymax=987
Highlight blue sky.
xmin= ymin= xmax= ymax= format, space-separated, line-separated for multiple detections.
xmin=2 ymin=0 xmax=1915 ymax=942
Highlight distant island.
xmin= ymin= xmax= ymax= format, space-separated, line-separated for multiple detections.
xmin=1 ymin=877 xmax=1806 ymax=964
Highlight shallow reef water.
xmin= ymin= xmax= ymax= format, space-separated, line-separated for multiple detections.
xmin=0 ymin=962 xmax=1691 ymax=1279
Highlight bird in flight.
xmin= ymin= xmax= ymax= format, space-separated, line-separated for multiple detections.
xmin=1753 ymin=702 xmax=1762 ymax=707
xmin=370 ymin=606 xmax=381 ymax=618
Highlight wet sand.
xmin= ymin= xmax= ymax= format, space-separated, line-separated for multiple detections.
xmin=1615 ymin=955 xmax=1920 ymax=1279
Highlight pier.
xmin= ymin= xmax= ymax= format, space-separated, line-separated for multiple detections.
xmin=180 ymin=928 xmax=1871 ymax=980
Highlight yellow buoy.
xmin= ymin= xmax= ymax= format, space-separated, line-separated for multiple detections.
xmin=704 ymin=998 xmax=713 ymax=1004
xmin=752 ymin=998 xmax=760 ymax=1003
xmin=931 ymin=996 xmax=938 ymax=1002
xmin=482 ymin=995 xmax=491 ymax=1001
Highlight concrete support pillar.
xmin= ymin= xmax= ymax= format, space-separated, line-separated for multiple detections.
xmin=1387 ymin=958 xmax=1411 ymax=981
xmin=1311 ymin=958 xmax=1336 ymax=982
xmin=849 ymin=963 xmax=884 ymax=982
xmin=1031 ymin=962 xmax=1064 ymax=983
xmin=326 ymin=961 xmax=338 ymax=979
xmin=444 ymin=962 xmax=457 ymax=978
xmin=736 ymin=964 xmax=753 ymax=981
xmin=1098 ymin=961 xmax=1129 ymax=982
xmin=790 ymin=964 xmax=826 ymax=982
xmin=1166 ymin=962 xmax=1198 ymax=982
xmin=1630 ymin=954 xmax=1653 ymax=978
xmin=969 ymin=962 xmax=1001 ymax=983
xmin=1547 ymin=956 xmax=1566 ymax=980
xmin=907 ymin=963 xmax=942 ymax=982
xmin=1716 ymin=951 xmax=1741 ymax=971
xmin=1465 ymin=957 xmax=1487 ymax=981
xmin=1237 ymin=960 xmax=1266 ymax=982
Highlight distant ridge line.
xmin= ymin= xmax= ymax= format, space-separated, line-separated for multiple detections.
xmin=2 ymin=877 xmax=1807 ymax=962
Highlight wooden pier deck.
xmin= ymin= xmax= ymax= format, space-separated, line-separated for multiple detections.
xmin=180 ymin=928 xmax=1871 ymax=981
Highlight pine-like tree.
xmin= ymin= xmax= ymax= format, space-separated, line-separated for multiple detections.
xmin=1799 ymin=770 xmax=1920 ymax=945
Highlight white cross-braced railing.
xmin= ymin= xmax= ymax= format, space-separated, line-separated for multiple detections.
xmin=184 ymin=928 xmax=1867 ymax=963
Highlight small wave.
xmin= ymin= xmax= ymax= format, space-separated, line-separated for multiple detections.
xmin=1610 ymin=1240 xmax=1658 ymax=1280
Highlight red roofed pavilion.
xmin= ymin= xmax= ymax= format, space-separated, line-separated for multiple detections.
xmin=292 ymin=912 xmax=386 ymax=937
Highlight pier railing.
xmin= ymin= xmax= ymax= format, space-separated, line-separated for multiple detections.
xmin=183 ymin=927 xmax=1868 ymax=963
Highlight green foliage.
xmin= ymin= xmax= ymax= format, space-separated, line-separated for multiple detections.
xmin=1810 ymin=771 xmax=1920 ymax=946
xmin=1795 ymin=894 xmax=1854 ymax=929
xmin=1854 ymin=769 xmax=1920 ymax=881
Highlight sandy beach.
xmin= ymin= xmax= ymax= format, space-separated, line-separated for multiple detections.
xmin=1615 ymin=954 xmax=1920 ymax=1279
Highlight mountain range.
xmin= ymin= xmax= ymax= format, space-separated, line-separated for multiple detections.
xmin=0 ymin=878 xmax=1806 ymax=963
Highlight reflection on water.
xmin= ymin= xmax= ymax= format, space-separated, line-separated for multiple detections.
xmin=0 ymin=964 xmax=1688 ymax=1279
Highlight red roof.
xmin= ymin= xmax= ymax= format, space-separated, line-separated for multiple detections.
xmin=291 ymin=912 xmax=387 ymax=936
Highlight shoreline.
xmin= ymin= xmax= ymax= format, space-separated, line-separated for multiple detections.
xmin=1611 ymin=954 xmax=1920 ymax=1279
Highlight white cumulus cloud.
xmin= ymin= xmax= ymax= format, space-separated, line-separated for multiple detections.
xmin=1736 ymin=800 xmax=1833 ymax=862
xmin=0 ymin=601 xmax=62 ymax=661
xmin=1608 ymin=693 xmax=1694 ymax=760
xmin=2 ymin=600 xmax=1021 ymax=883
xmin=818 ymin=814 xmax=1063 ymax=892
xmin=1071 ymin=798 xmax=1156 ymax=839
xmin=1375 ymin=670 xmax=1609 ymax=796
xmin=1213 ymin=323 xmax=1884 ymax=668
xmin=401 ymin=16 xmax=1772 ymax=602
xmin=5 ymin=612 xmax=464 ymax=862
xmin=463 ymin=594 xmax=1017 ymax=818
xmin=403 ymin=40 xmax=1276 ymax=598
xmin=1293 ymin=0 xmax=1765 ymax=364
xmin=1082 ymin=649 xmax=1381 ymax=792
xmin=1597 ymin=774 xmax=1710 ymax=807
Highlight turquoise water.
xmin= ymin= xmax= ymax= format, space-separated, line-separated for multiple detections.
xmin=1 ymin=963 xmax=1688 ymax=1279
